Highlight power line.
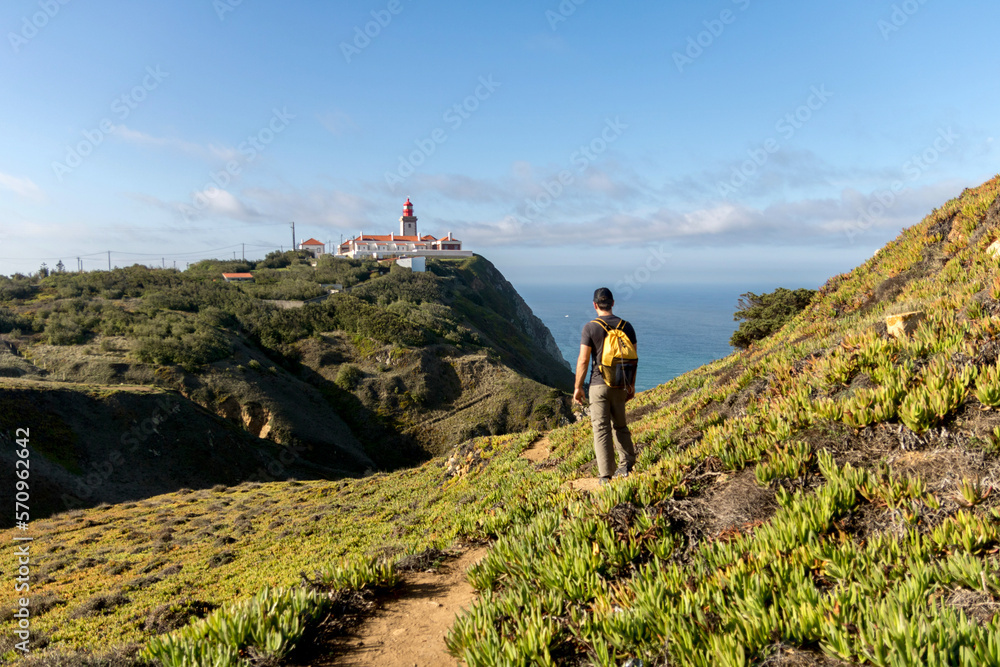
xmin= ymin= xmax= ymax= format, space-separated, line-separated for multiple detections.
xmin=1 ymin=237 xmax=332 ymax=274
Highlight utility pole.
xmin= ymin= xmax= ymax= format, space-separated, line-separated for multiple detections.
xmin=162 ymin=257 xmax=165 ymax=269
xmin=242 ymin=243 xmax=245 ymax=261
xmin=107 ymin=251 xmax=111 ymax=271
xmin=290 ymin=221 xmax=295 ymax=252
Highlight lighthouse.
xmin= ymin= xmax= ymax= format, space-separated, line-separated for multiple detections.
xmin=400 ymin=197 xmax=417 ymax=236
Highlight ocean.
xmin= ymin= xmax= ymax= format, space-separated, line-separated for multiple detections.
xmin=517 ymin=284 xmax=746 ymax=393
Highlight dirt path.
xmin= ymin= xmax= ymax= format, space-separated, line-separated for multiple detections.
xmin=312 ymin=436 xmax=597 ymax=666
xmin=315 ymin=548 xmax=487 ymax=667
xmin=523 ymin=435 xmax=603 ymax=492
xmin=520 ymin=435 xmax=551 ymax=462
xmin=564 ymin=477 xmax=602 ymax=492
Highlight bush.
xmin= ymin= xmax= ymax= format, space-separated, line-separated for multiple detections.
xmin=131 ymin=312 xmax=233 ymax=370
xmin=0 ymin=307 xmax=33 ymax=334
xmin=243 ymin=278 xmax=327 ymax=301
xmin=255 ymin=250 xmax=295 ymax=270
xmin=730 ymin=287 xmax=816 ymax=349
xmin=325 ymin=295 xmax=428 ymax=346
xmin=350 ymin=271 xmax=443 ymax=307
xmin=134 ymin=329 xmax=232 ymax=370
xmin=0 ymin=276 xmax=36 ymax=301
xmin=44 ymin=314 xmax=89 ymax=345
xmin=335 ymin=364 xmax=364 ymax=390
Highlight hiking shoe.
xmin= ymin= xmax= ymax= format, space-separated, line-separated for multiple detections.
xmin=612 ymin=464 xmax=631 ymax=479
xmin=598 ymin=476 xmax=611 ymax=486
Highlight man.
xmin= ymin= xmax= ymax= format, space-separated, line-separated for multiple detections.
xmin=573 ymin=287 xmax=637 ymax=485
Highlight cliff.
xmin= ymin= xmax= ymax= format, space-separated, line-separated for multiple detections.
xmin=0 ymin=253 xmax=574 ymax=519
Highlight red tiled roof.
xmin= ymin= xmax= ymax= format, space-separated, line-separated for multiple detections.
xmin=300 ymin=238 xmax=324 ymax=246
xmin=222 ymin=273 xmax=254 ymax=278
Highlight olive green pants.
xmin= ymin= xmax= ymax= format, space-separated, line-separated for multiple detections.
xmin=589 ymin=384 xmax=636 ymax=479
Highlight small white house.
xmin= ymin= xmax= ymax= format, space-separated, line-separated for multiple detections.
xmin=298 ymin=238 xmax=325 ymax=258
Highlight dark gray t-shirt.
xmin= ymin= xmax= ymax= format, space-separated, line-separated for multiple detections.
xmin=581 ymin=315 xmax=637 ymax=386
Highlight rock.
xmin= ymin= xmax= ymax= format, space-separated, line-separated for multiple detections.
xmin=885 ymin=311 xmax=924 ymax=339
xmin=988 ymin=239 xmax=1000 ymax=259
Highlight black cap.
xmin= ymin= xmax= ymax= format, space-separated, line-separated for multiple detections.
xmin=593 ymin=287 xmax=614 ymax=309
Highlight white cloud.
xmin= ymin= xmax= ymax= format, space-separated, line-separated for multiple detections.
xmin=116 ymin=126 xmax=240 ymax=162
xmin=318 ymin=109 xmax=358 ymax=137
xmin=137 ymin=185 xmax=383 ymax=235
xmin=0 ymin=172 xmax=43 ymax=201
xmin=461 ymin=179 xmax=971 ymax=250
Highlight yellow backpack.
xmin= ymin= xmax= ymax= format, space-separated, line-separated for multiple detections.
xmin=592 ymin=319 xmax=638 ymax=391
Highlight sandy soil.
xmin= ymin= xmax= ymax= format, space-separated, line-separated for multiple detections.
xmin=520 ymin=435 xmax=552 ymax=462
xmin=523 ymin=435 xmax=603 ymax=492
xmin=563 ymin=477 xmax=602 ymax=492
xmin=313 ymin=548 xmax=487 ymax=667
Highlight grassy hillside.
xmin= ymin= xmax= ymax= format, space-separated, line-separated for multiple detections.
xmin=0 ymin=253 xmax=573 ymax=522
xmin=5 ymin=176 xmax=1000 ymax=666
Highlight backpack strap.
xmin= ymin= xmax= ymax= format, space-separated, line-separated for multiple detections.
xmin=591 ymin=318 xmax=612 ymax=333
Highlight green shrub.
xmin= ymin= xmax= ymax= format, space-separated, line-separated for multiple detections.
xmin=335 ymin=364 xmax=364 ymax=390
xmin=0 ymin=276 xmax=36 ymax=301
xmin=44 ymin=314 xmax=89 ymax=345
xmin=0 ymin=307 xmax=33 ymax=334
xmin=133 ymin=327 xmax=232 ymax=370
xmin=730 ymin=287 xmax=816 ymax=349
xmin=243 ymin=279 xmax=326 ymax=301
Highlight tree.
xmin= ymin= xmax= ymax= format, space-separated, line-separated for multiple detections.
xmin=56 ymin=260 xmax=65 ymax=273
xmin=730 ymin=287 xmax=816 ymax=349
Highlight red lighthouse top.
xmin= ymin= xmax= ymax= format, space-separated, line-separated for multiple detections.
xmin=403 ymin=198 xmax=414 ymax=217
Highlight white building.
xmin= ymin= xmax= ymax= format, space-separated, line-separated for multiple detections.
xmin=337 ymin=198 xmax=473 ymax=260
xmin=298 ymin=238 xmax=325 ymax=257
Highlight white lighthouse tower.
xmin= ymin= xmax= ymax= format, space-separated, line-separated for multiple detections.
xmin=400 ymin=197 xmax=417 ymax=236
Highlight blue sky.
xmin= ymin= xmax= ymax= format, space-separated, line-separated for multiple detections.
xmin=0 ymin=0 xmax=997 ymax=292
